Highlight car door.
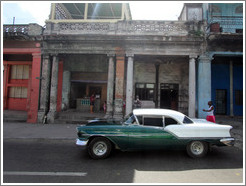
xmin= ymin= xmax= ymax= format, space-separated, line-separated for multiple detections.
xmin=127 ymin=115 xmax=174 ymax=150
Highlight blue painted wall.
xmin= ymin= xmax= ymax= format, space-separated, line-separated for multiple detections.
xmin=211 ymin=63 xmax=230 ymax=115
xmin=211 ymin=62 xmax=243 ymax=116
xmin=233 ymin=63 xmax=243 ymax=115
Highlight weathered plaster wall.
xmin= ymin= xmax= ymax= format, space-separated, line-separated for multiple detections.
xmin=134 ymin=60 xmax=189 ymax=114
xmin=61 ymin=54 xmax=108 ymax=111
xmin=63 ymin=54 xmax=108 ymax=72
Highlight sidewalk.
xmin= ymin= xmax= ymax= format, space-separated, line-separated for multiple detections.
xmin=2 ymin=116 xmax=244 ymax=150
xmin=3 ymin=122 xmax=79 ymax=140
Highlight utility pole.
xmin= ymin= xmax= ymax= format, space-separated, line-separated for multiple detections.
xmin=13 ymin=17 xmax=15 ymax=25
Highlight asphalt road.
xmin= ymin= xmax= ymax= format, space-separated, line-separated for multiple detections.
xmin=3 ymin=139 xmax=244 ymax=184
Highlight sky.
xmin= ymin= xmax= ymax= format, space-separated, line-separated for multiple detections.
xmin=1 ymin=1 xmax=184 ymax=26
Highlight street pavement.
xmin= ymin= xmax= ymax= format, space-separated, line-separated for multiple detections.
xmin=2 ymin=116 xmax=244 ymax=150
xmin=2 ymin=116 xmax=244 ymax=183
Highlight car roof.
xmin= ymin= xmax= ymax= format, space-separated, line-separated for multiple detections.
xmin=133 ymin=109 xmax=186 ymax=123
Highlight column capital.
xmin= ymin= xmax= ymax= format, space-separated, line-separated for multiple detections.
xmin=32 ymin=52 xmax=41 ymax=59
xmin=50 ymin=53 xmax=59 ymax=57
xmin=198 ymin=53 xmax=213 ymax=62
xmin=126 ymin=53 xmax=134 ymax=58
xmin=189 ymin=55 xmax=197 ymax=59
xmin=107 ymin=53 xmax=115 ymax=57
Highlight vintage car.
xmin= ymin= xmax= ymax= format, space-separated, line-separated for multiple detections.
xmin=76 ymin=109 xmax=234 ymax=159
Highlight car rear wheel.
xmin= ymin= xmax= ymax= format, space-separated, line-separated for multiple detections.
xmin=186 ymin=141 xmax=209 ymax=158
xmin=88 ymin=137 xmax=112 ymax=159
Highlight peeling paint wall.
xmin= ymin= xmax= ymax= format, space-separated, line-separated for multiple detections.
xmin=61 ymin=54 xmax=108 ymax=111
xmin=134 ymin=59 xmax=189 ymax=114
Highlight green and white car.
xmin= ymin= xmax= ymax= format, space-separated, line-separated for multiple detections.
xmin=76 ymin=109 xmax=234 ymax=159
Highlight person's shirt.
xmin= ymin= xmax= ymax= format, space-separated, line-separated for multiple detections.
xmin=207 ymin=105 xmax=214 ymax=116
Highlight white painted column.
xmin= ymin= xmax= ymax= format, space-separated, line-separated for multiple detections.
xmin=188 ymin=56 xmax=196 ymax=118
xmin=105 ymin=54 xmax=115 ymax=118
xmin=125 ymin=54 xmax=134 ymax=116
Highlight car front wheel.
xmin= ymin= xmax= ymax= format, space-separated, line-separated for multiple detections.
xmin=186 ymin=141 xmax=209 ymax=158
xmin=88 ymin=137 xmax=112 ymax=159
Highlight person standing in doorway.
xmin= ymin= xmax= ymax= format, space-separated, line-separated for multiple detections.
xmin=103 ymin=101 xmax=107 ymax=113
xmin=90 ymin=93 xmax=95 ymax=113
xmin=203 ymin=101 xmax=216 ymax=123
xmin=134 ymin=95 xmax=141 ymax=109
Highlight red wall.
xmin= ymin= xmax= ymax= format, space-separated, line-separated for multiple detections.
xmin=3 ymin=47 xmax=41 ymax=123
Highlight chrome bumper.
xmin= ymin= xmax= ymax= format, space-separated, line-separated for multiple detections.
xmin=220 ymin=138 xmax=235 ymax=146
xmin=76 ymin=139 xmax=88 ymax=146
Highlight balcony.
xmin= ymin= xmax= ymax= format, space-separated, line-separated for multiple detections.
xmin=208 ymin=16 xmax=243 ymax=33
xmin=3 ymin=24 xmax=43 ymax=39
xmin=44 ymin=20 xmax=205 ymax=38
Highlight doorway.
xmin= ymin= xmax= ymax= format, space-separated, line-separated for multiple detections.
xmin=160 ymin=84 xmax=179 ymax=110
xmin=89 ymin=86 xmax=102 ymax=112
xmin=215 ymin=89 xmax=227 ymax=115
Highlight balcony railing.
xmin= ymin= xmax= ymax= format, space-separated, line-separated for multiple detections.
xmin=3 ymin=25 xmax=29 ymax=34
xmin=44 ymin=20 xmax=204 ymax=37
xmin=209 ymin=16 xmax=243 ymax=33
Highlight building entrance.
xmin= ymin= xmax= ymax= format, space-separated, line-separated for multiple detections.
xmin=215 ymin=89 xmax=227 ymax=115
xmin=160 ymin=83 xmax=179 ymax=110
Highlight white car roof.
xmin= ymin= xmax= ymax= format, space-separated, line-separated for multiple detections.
xmin=133 ymin=109 xmax=186 ymax=124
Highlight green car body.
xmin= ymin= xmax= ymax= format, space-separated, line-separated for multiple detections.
xmin=76 ymin=109 xmax=234 ymax=159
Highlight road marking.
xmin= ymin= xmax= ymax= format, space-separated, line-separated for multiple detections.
xmin=3 ymin=171 xmax=87 ymax=177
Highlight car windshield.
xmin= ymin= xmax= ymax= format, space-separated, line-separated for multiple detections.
xmin=183 ymin=116 xmax=194 ymax=124
xmin=124 ymin=113 xmax=136 ymax=124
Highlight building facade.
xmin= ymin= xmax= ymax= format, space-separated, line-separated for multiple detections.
xmin=179 ymin=3 xmax=243 ymax=118
xmin=3 ymin=3 xmax=243 ymax=123
xmin=38 ymin=2 xmax=204 ymax=123
xmin=3 ymin=24 xmax=43 ymax=123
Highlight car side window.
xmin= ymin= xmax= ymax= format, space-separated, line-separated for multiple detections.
xmin=143 ymin=116 xmax=163 ymax=127
xmin=164 ymin=117 xmax=179 ymax=126
xmin=136 ymin=116 xmax=143 ymax=125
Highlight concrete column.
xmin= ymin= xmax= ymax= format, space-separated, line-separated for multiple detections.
xmin=38 ymin=54 xmax=51 ymax=123
xmin=62 ymin=71 xmax=71 ymax=111
xmin=188 ymin=56 xmax=196 ymax=118
xmin=113 ymin=54 xmax=125 ymax=119
xmin=197 ymin=53 xmax=212 ymax=118
xmin=230 ymin=60 xmax=234 ymax=116
xmin=47 ymin=55 xmax=59 ymax=123
xmin=105 ymin=54 xmax=115 ymax=118
xmin=155 ymin=62 xmax=160 ymax=108
xmin=125 ymin=54 xmax=134 ymax=116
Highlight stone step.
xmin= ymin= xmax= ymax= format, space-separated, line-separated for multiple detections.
xmin=3 ymin=110 xmax=27 ymax=123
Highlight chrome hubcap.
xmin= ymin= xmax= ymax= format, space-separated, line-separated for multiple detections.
xmin=190 ymin=141 xmax=204 ymax=155
xmin=93 ymin=141 xmax=107 ymax=156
